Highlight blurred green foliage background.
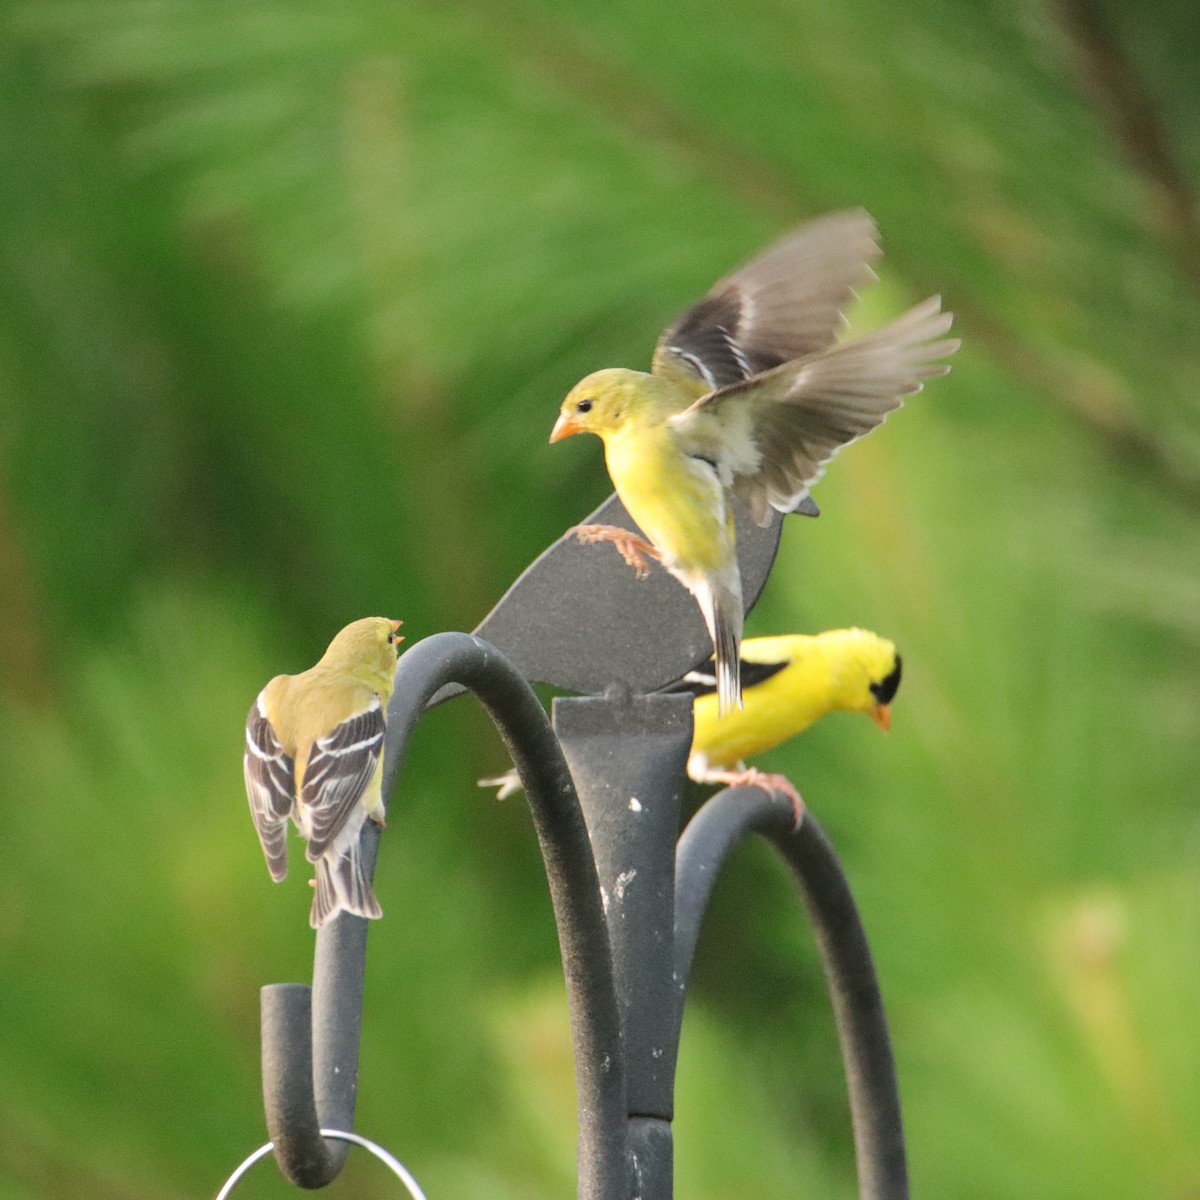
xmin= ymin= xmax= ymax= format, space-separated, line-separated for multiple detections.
xmin=1 ymin=0 xmax=1198 ymax=1196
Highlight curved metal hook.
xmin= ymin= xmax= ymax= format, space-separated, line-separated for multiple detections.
xmin=261 ymin=632 xmax=629 ymax=1198
xmin=216 ymin=1129 xmax=428 ymax=1200
xmin=260 ymin=826 xmax=380 ymax=1187
xmin=674 ymin=788 xmax=908 ymax=1200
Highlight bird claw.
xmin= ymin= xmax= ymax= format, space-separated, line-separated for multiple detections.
xmin=478 ymin=769 xmax=523 ymax=800
xmin=569 ymin=524 xmax=660 ymax=580
xmin=702 ymin=767 xmax=805 ymax=829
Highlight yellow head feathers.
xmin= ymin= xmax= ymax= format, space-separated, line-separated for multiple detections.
xmin=316 ymin=617 xmax=404 ymax=689
xmin=796 ymin=627 xmax=901 ymax=726
xmin=550 ymin=369 xmax=674 ymax=442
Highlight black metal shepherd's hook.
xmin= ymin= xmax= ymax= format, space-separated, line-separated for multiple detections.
xmin=255 ymin=494 xmax=908 ymax=1199
xmin=674 ymin=790 xmax=908 ymax=1200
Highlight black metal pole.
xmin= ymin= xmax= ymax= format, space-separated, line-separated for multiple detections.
xmin=260 ymin=825 xmax=378 ymax=1185
xmin=553 ymin=687 xmax=694 ymax=1200
xmin=260 ymin=634 xmax=629 ymax=1198
xmin=674 ymin=788 xmax=909 ymax=1200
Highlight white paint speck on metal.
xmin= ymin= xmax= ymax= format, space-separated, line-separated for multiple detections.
xmin=613 ymin=868 xmax=637 ymax=902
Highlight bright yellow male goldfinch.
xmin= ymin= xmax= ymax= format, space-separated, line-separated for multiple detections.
xmin=480 ymin=628 xmax=901 ymax=824
xmin=668 ymin=628 xmax=901 ymax=821
xmin=549 ymin=211 xmax=957 ymax=715
xmin=243 ymin=617 xmax=403 ymax=928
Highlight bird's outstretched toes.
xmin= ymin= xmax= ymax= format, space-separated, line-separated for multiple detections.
xmin=477 ymin=769 xmax=522 ymax=800
xmin=569 ymin=523 xmax=662 ymax=579
xmin=700 ymin=766 xmax=806 ymax=829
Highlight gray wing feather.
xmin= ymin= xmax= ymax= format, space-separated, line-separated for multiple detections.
xmin=653 ymin=210 xmax=881 ymax=390
xmin=244 ymin=697 xmax=295 ymax=882
xmin=688 ymin=296 xmax=959 ymax=525
xmin=301 ymin=701 xmax=385 ymax=863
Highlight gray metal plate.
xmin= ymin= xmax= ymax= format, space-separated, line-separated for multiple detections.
xmin=470 ymin=492 xmax=783 ymax=695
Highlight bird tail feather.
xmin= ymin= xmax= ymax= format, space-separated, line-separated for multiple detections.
xmin=695 ymin=574 xmax=743 ymax=716
xmin=310 ymin=844 xmax=383 ymax=929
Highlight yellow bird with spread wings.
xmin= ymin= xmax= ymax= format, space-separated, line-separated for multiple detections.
xmin=550 ymin=211 xmax=956 ymax=715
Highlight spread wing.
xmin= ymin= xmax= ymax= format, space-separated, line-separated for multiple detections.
xmin=299 ymin=699 xmax=385 ymax=863
xmin=677 ymin=296 xmax=959 ymax=526
xmin=652 ymin=210 xmax=881 ymax=393
xmin=244 ymin=695 xmax=296 ymax=882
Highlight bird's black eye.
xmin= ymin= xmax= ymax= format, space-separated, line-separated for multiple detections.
xmin=576 ymin=397 xmax=593 ymax=414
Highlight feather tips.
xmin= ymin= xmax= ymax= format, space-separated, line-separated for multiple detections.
xmin=310 ymin=827 xmax=383 ymax=929
xmin=300 ymin=700 xmax=385 ymax=862
xmin=653 ymin=210 xmax=881 ymax=393
xmin=682 ymin=294 xmax=958 ymax=525
xmin=690 ymin=571 xmax=744 ymax=715
xmin=244 ymin=696 xmax=295 ymax=882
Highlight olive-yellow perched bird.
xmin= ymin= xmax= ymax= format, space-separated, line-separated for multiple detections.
xmin=243 ymin=617 xmax=404 ymax=928
xmin=549 ymin=211 xmax=956 ymax=715
xmin=667 ymin=628 xmax=901 ymax=821
xmin=479 ymin=628 xmax=900 ymax=822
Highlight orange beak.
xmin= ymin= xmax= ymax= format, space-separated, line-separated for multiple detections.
xmin=389 ymin=618 xmax=404 ymax=643
xmin=550 ymin=412 xmax=582 ymax=443
xmin=869 ymin=704 xmax=891 ymax=732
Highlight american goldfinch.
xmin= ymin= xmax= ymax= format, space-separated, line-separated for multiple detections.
xmin=549 ymin=211 xmax=956 ymax=715
xmin=668 ymin=627 xmax=901 ymax=821
xmin=479 ymin=628 xmax=901 ymax=822
xmin=243 ymin=617 xmax=404 ymax=928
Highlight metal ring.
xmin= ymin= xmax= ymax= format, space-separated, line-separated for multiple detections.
xmin=214 ymin=1129 xmax=429 ymax=1199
